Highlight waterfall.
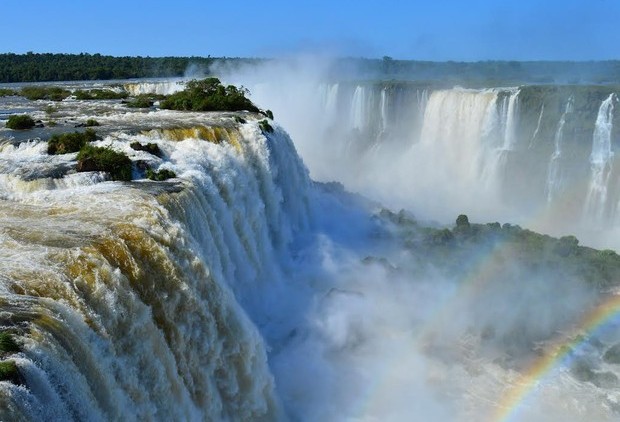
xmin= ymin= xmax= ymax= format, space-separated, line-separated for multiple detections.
xmin=584 ymin=93 xmax=616 ymax=223
xmin=545 ymin=96 xmax=574 ymax=203
xmin=350 ymin=85 xmax=368 ymax=132
xmin=418 ymin=88 xmax=517 ymax=193
xmin=323 ymin=83 xmax=339 ymax=118
xmin=528 ymin=104 xmax=545 ymax=148
xmin=500 ymin=89 xmax=520 ymax=150
xmin=223 ymin=70 xmax=620 ymax=248
xmin=123 ymin=80 xmax=186 ymax=96
xmin=379 ymin=87 xmax=388 ymax=134
xmin=0 ymin=120 xmax=311 ymax=421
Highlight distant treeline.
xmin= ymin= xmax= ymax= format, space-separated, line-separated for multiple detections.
xmin=3 ymin=53 xmax=620 ymax=85
xmin=0 ymin=53 xmax=260 ymax=83
xmin=338 ymin=57 xmax=620 ymax=86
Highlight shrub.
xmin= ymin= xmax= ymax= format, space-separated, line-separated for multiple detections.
xmin=234 ymin=116 xmax=247 ymax=124
xmin=145 ymin=168 xmax=176 ymax=181
xmin=259 ymin=119 xmax=274 ymax=133
xmin=0 ymin=89 xmax=16 ymax=97
xmin=21 ymin=86 xmax=71 ymax=101
xmin=125 ymin=97 xmax=154 ymax=108
xmin=0 ymin=360 xmax=19 ymax=383
xmin=130 ymin=142 xmax=162 ymax=157
xmin=73 ymin=89 xmax=128 ymax=100
xmin=263 ymin=109 xmax=274 ymax=119
xmin=48 ymin=129 xmax=97 ymax=154
xmin=456 ymin=214 xmax=470 ymax=227
xmin=6 ymin=114 xmax=35 ymax=130
xmin=430 ymin=228 xmax=455 ymax=245
xmin=0 ymin=332 xmax=19 ymax=355
xmin=555 ymin=235 xmax=580 ymax=257
xmin=160 ymin=77 xmax=259 ymax=112
xmin=85 ymin=119 xmax=100 ymax=127
xmin=76 ymin=145 xmax=132 ymax=181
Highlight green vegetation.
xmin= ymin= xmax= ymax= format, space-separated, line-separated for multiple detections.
xmin=259 ymin=119 xmax=274 ymax=133
xmin=160 ymin=77 xmax=259 ymax=112
xmin=124 ymin=94 xmax=164 ymax=109
xmin=379 ymin=210 xmax=620 ymax=288
xmin=456 ymin=214 xmax=470 ymax=227
xmin=21 ymin=86 xmax=71 ymax=101
xmin=74 ymin=89 xmax=128 ymax=100
xmin=124 ymin=96 xmax=155 ymax=108
xmin=263 ymin=109 xmax=274 ymax=120
xmin=234 ymin=116 xmax=247 ymax=124
xmin=76 ymin=145 xmax=132 ymax=181
xmin=85 ymin=119 xmax=100 ymax=127
xmin=0 ymin=332 xmax=19 ymax=355
xmin=6 ymin=114 xmax=35 ymax=130
xmin=48 ymin=129 xmax=97 ymax=154
xmin=4 ymin=53 xmax=620 ymax=85
xmin=145 ymin=168 xmax=176 ymax=181
xmin=0 ymin=89 xmax=17 ymax=97
xmin=130 ymin=142 xmax=162 ymax=157
xmin=0 ymin=360 xmax=19 ymax=383
xmin=0 ymin=53 xmax=262 ymax=83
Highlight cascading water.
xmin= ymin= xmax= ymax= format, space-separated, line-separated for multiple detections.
xmin=584 ymin=93 xmax=616 ymax=223
xmin=3 ymin=76 xmax=620 ymax=421
xmin=415 ymin=88 xmax=521 ymax=200
xmin=379 ymin=87 xmax=388 ymax=135
xmin=0 ymin=111 xmax=314 ymax=421
xmin=349 ymin=85 xmax=367 ymax=132
xmin=500 ymin=89 xmax=520 ymax=150
xmin=545 ymin=96 xmax=574 ymax=203
xmin=229 ymin=68 xmax=620 ymax=248
xmin=528 ymin=104 xmax=545 ymax=148
xmin=321 ymin=83 xmax=339 ymax=126
xmin=123 ymin=80 xmax=186 ymax=96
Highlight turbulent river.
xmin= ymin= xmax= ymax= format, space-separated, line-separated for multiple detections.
xmin=1 ymin=76 xmax=620 ymax=421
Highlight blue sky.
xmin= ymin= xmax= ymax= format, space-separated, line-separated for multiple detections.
xmin=4 ymin=0 xmax=620 ymax=60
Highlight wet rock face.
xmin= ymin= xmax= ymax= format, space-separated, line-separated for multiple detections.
xmin=76 ymin=156 xmax=98 ymax=173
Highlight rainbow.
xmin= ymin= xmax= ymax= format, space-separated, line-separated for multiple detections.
xmin=352 ymin=199 xmax=619 ymax=420
xmin=493 ymin=293 xmax=620 ymax=422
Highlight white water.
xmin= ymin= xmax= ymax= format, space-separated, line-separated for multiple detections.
xmin=379 ymin=87 xmax=388 ymax=135
xmin=0 ymin=117 xmax=312 ymax=421
xmin=545 ymin=96 xmax=573 ymax=203
xmin=123 ymin=80 xmax=186 ymax=96
xmin=350 ymin=85 xmax=368 ymax=131
xmin=3 ymin=87 xmax=620 ymax=421
xmin=584 ymin=93 xmax=616 ymax=223
xmin=221 ymin=62 xmax=620 ymax=249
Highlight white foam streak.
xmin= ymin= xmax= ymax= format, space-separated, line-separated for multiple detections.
xmin=584 ymin=93 xmax=616 ymax=223
xmin=546 ymin=96 xmax=573 ymax=203
xmin=0 ymin=118 xmax=318 ymax=420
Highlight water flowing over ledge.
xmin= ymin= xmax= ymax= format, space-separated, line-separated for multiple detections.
xmin=3 ymin=78 xmax=620 ymax=421
xmin=0 ymin=108 xmax=311 ymax=420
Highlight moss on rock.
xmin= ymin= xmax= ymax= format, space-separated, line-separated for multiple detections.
xmin=48 ymin=129 xmax=97 ymax=154
xmin=76 ymin=145 xmax=132 ymax=181
xmin=6 ymin=114 xmax=35 ymax=130
xmin=130 ymin=142 xmax=162 ymax=157
xmin=145 ymin=168 xmax=176 ymax=181
xmin=0 ymin=360 xmax=20 ymax=384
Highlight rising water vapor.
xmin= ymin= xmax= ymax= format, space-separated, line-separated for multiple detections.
xmin=2 ymin=65 xmax=620 ymax=421
xmin=217 ymin=56 xmax=620 ymax=250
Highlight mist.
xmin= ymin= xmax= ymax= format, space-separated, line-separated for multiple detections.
xmin=197 ymin=57 xmax=620 ymax=421
xmin=214 ymin=57 xmax=620 ymax=251
xmin=245 ymin=181 xmax=610 ymax=421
